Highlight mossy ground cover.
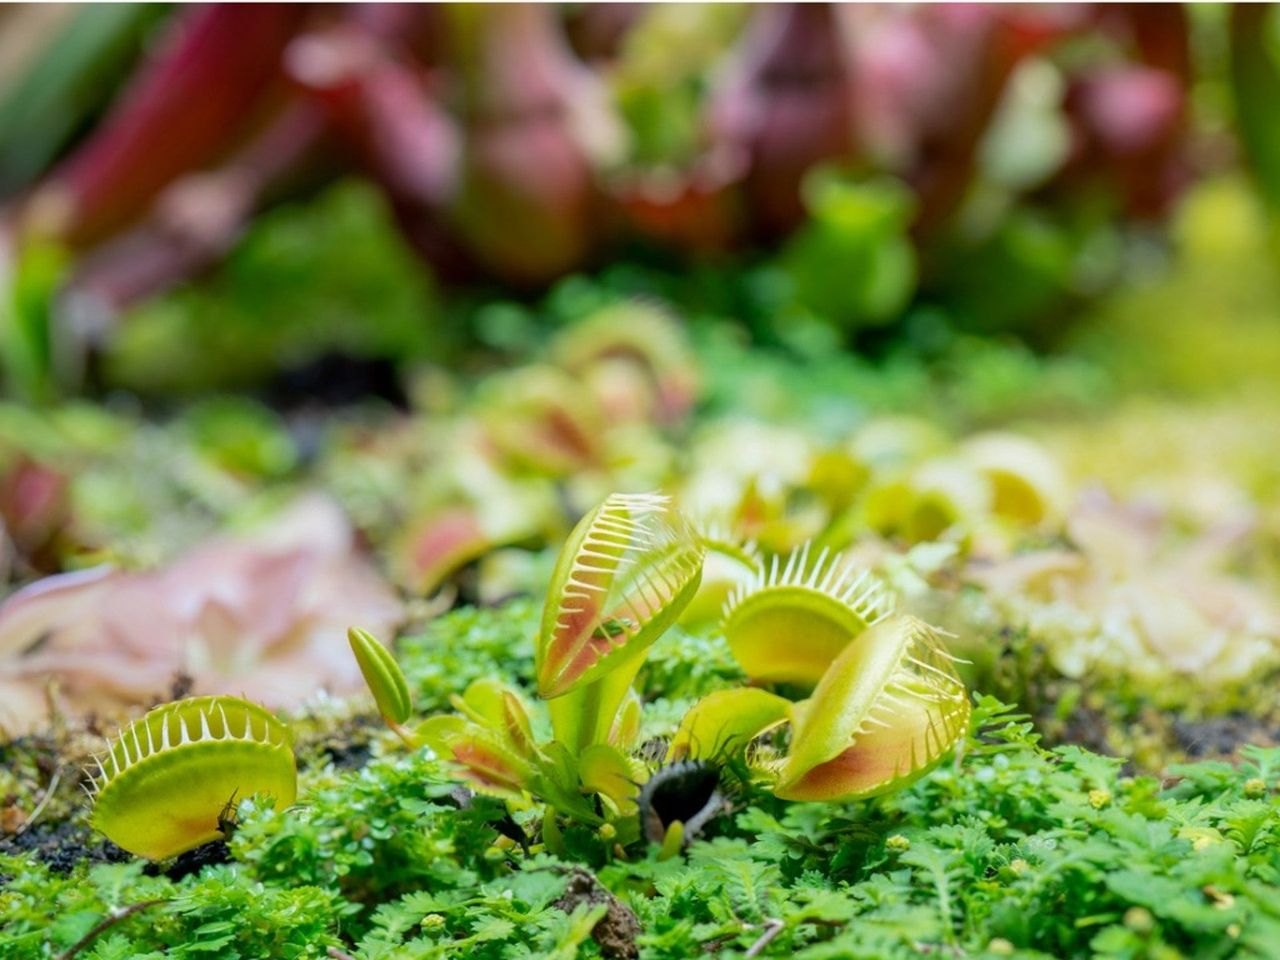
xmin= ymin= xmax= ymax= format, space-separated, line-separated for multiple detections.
xmin=2 ymin=603 xmax=1280 ymax=960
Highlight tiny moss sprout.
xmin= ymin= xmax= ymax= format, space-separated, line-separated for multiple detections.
xmin=86 ymin=695 xmax=297 ymax=860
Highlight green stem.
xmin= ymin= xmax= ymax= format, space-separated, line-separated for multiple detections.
xmin=548 ymin=653 xmax=644 ymax=755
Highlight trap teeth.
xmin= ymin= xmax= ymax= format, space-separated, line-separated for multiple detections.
xmin=720 ymin=540 xmax=894 ymax=686
xmin=776 ymin=615 xmax=969 ymax=803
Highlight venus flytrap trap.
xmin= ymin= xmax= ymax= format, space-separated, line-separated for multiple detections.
xmin=537 ymin=492 xmax=704 ymax=752
xmin=721 ymin=541 xmax=894 ymax=686
xmin=86 ymin=695 xmax=297 ymax=860
xmin=773 ymin=615 xmax=970 ymax=801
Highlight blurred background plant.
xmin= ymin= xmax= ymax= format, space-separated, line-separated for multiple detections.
xmin=1 ymin=3 xmax=1278 ymax=398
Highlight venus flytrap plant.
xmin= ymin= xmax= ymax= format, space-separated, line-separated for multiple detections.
xmin=348 ymin=493 xmax=704 ymax=847
xmin=680 ymin=543 xmax=969 ymax=805
xmin=538 ymin=492 xmax=704 ymax=753
xmin=351 ymin=494 xmax=970 ymax=860
xmin=86 ymin=695 xmax=297 ymax=860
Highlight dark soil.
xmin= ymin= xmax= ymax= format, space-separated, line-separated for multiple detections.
xmin=553 ymin=867 xmax=641 ymax=960
xmin=145 ymin=840 xmax=232 ymax=882
xmin=324 ymin=738 xmax=374 ymax=771
xmin=0 ymin=818 xmax=130 ymax=875
xmin=266 ymin=353 xmax=407 ymax=411
xmin=1050 ymin=701 xmax=1116 ymax=757
xmin=312 ymin=714 xmax=381 ymax=771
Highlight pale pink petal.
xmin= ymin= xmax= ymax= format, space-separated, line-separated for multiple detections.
xmin=0 ymin=566 xmax=120 ymax=660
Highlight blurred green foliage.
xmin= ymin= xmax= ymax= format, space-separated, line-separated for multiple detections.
xmin=779 ymin=172 xmax=917 ymax=332
xmin=182 ymin=398 xmax=297 ymax=481
xmin=610 ymin=5 xmax=749 ymax=167
xmin=1071 ymin=177 xmax=1280 ymax=396
xmin=104 ymin=182 xmax=443 ymax=396
xmin=0 ymin=238 xmax=67 ymax=402
xmin=1230 ymin=6 xmax=1280 ymax=214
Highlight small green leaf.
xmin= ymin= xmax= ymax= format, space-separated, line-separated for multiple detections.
xmin=657 ymin=819 xmax=685 ymax=861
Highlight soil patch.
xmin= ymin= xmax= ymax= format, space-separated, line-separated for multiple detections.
xmin=1172 ymin=714 xmax=1280 ymax=758
xmin=553 ymin=867 xmax=641 ymax=960
xmin=0 ymin=818 xmax=130 ymax=875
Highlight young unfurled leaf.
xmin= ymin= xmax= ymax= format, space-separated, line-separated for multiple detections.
xmin=537 ymin=492 xmax=704 ymax=700
xmin=448 ymin=678 xmax=539 ymax=758
xmin=447 ymin=734 xmax=534 ymax=801
xmin=669 ymin=688 xmax=792 ymax=762
xmin=348 ymin=626 xmax=413 ymax=726
xmin=500 ymin=690 xmax=538 ymax=757
xmin=416 ymin=714 xmax=468 ymax=755
xmin=721 ymin=541 xmax=892 ymax=686
xmin=776 ymin=615 xmax=970 ymax=802
xmin=88 ymin=695 xmax=296 ymax=860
